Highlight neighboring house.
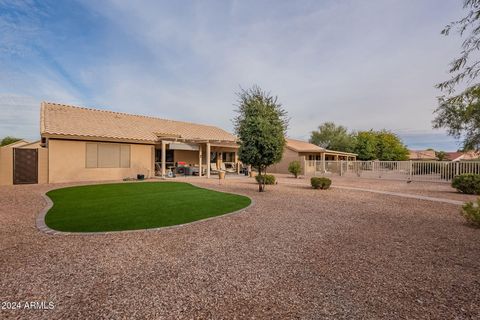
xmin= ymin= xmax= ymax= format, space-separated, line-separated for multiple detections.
xmin=445 ymin=151 xmax=480 ymax=162
xmin=269 ymin=138 xmax=357 ymax=176
xmin=0 ymin=102 xmax=239 ymax=185
xmin=408 ymin=150 xmax=437 ymax=161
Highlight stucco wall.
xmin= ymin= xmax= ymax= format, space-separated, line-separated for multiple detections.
xmin=269 ymin=148 xmax=304 ymax=175
xmin=174 ymin=150 xmax=200 ymax=166
xmin=0 ymin=147 xmax=13 ymax=185
xmin=48 ymin=139 xmax=154 ymax=183
xmin=38 ymin=148 xmax=48 ymax=184
xmin=0 ymin=145 xmax=49 ymax=185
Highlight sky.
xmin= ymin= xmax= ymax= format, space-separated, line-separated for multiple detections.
xmin=0 ymin=0 xmax=469 ymax=151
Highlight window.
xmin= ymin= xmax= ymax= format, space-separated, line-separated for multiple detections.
xmin=222 ymin=152 xmax=235 ymax=162
xmin=155 ymin=149 xmax=174 ymax=163
xmin=86 ymin=143 xmax=130 ymax=168
xmin=210 ymin=152 xmax=217 ymax=163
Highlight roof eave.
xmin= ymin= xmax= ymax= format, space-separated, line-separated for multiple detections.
xmin=42 ymin=133 xmax=156 ymax=145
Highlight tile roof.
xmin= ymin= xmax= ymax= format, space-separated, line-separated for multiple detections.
xmin=446 ymin=151 xmax=480 ymax=161
xmin=286 ymin=139 xmax=357 ymax=155
xmin=445 ymin=152 xmax=463 ymax=161
xmin=286 ymin=139 xmax=326 ymax=152
xmin=462 ymin=151 xmax=480 ymax=160
xmin=408 ymin=150 xmax=436 ymax=160
xmin=40 ymin=102 xmax=237 ymax=143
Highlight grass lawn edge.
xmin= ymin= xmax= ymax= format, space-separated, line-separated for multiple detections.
xmin=38 ymin=181 xmax=253 ymax=235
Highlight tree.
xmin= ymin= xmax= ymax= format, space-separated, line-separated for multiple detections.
xmin=288 ymin=160 xmax=301 ymax=178
xmin=353 ymin=131 xmax=377 ymax=160
xmin=375 ymin=130 xmax=409 ymax=161
xmin=353 ymin=130 xmax=409 ymax=161
xmin=0 ymin=136 xmax=21 ymax=146
xmin=436 ymin=151 xmax=448 ymax=161
xmin=309 ymin=122 xmax=355 ymax=152
xmin=434 ymin=0 xmax=480 ymax=149
xmin=437 ymin=0 xmax=480 ymax=93
xmin=433 ymin=86 xmax=480 ymax=150
xmin=233 ymin=86 xmax=289 ymax=192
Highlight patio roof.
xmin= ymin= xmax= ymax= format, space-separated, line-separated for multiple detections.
xmin=286 ymin=139 xmax=325 ymax=153
xmin=286 ymin=138 xmax=357 ymax=156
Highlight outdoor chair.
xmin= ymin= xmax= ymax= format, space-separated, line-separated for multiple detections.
xmin=221 ymin=162 xmax=236 ymax=173
xmin=210 ymin=163 xmax=220 ymax=174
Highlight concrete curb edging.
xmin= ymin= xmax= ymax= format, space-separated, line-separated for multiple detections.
xmin=36 ymin=185 xmax=254 ymax=236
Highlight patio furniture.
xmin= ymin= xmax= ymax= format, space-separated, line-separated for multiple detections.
xmin=210 ymin=163 xmax=220 ymax=174
xmin=221 ymin=162 xmax=236 ymax=173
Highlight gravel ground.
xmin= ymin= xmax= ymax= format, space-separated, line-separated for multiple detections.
xmin=275 ymin=174 xmax=479 ymax=202
xmin=1 ymin=177 xmax=479 ymax=319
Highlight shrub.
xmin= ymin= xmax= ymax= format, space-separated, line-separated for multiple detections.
xmin=288 ymin=161 xmax=302 ymax=178
xmin=255 ymin=174 xmax=276 ymax=185
xmin=452 ymin=174 xmax=480 ymax=194
xmin=461 ymin=199 xmax=480 ymax=227
xmin=311 ymin=177 xmax=331 ymax=190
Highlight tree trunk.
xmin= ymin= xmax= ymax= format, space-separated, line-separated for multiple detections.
xmin=263 ymin=167 xmax=267 ymax=191
xmin=258 ymin=166 xmax=265 ymax=192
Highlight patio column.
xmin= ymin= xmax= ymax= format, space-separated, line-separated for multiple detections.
xmin=321 ymin=152 xmax=326 ymax=173
xmin=235 ymin=151 xmax=240 ymax=174
xmin=206 ymin=142 xmax=211 ymax=178
xmin=198 ymin=144 xmax=202 ymax=177
xmin=161 ymin=140 xmax=167 ymax=178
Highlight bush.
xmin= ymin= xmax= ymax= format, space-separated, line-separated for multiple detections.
xmin=311 ymin=177 xmax=331 ymax=189
xmin=288 ymin=161 xmax=302 ymax=178
xmin=255 ymin=174 xmax=276 ymax=185
xmin=452 ymin=174 xmax=480 ymax=194
xmin=461 ymin=199 xmax=480 ymax=227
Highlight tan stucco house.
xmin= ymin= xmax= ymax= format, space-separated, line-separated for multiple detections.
xmin=0 ymin=103 xmax=359 ymax=185
xmin=0 ymin=102 xmax=240 ymax=185
xmin=269 ymin=139 xmax=357 ymax=176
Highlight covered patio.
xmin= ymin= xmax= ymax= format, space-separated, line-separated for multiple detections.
xmin=155 ymin=137 xmax=241 ymax=178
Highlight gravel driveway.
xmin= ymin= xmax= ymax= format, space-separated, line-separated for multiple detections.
xmin=1 ymin=178 xmax=479 ymax=319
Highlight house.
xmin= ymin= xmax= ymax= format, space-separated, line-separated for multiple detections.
xmin=445 ymin=151 xmax=480 ymax=162
xmin=0 ymin=103 xmax=359 ymax=185
xmin=269 ymin=138 xmax=357 ymax=176
xmin=0 ymin=102 xmax=239 ymax=185
xmin=408 ymin=150 xmax=437 ymax=161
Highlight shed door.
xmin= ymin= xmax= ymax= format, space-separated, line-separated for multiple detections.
xmin=13 ymin=148 xmax=38 ymax=185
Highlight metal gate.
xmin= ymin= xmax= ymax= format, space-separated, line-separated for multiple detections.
xmin=13 ymin=148 xmax=38 ymax=185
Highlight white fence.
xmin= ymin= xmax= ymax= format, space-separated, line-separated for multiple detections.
xmin=306 ymin=160 xmax=480 ymax=183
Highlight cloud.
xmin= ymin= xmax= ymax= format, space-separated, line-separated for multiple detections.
xmin=0 ymin=0 xmax=467 ymax=150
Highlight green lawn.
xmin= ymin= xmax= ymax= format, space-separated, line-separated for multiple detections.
xmin=45 ymin=182 xmax=251 ymax=232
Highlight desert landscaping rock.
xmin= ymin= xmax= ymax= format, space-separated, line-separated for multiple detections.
xmin=1 ymin=177 xmax=479 ymax=319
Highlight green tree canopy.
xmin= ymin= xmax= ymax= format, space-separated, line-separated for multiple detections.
xmin=309 ymin=122 xmax=355 ymax=152
xmin=435 ymin=0 xmax=480 ymax=150
xmin=436 ymin=151 xmax=448 ymax=161
xmin=0 ymin=136 xmax=22 ymax=147
xmin=433 ymin=85 xmax=480 ymax=150
xmin=353 ymin=130 xmax=409 ymax=161
xmin=375 ymin=131 xmax=409 ymax=161
xmin=233 ymin=86 xmax=288 ymax=192
xmin=353 ymin=131 xmax=377 ymax=160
